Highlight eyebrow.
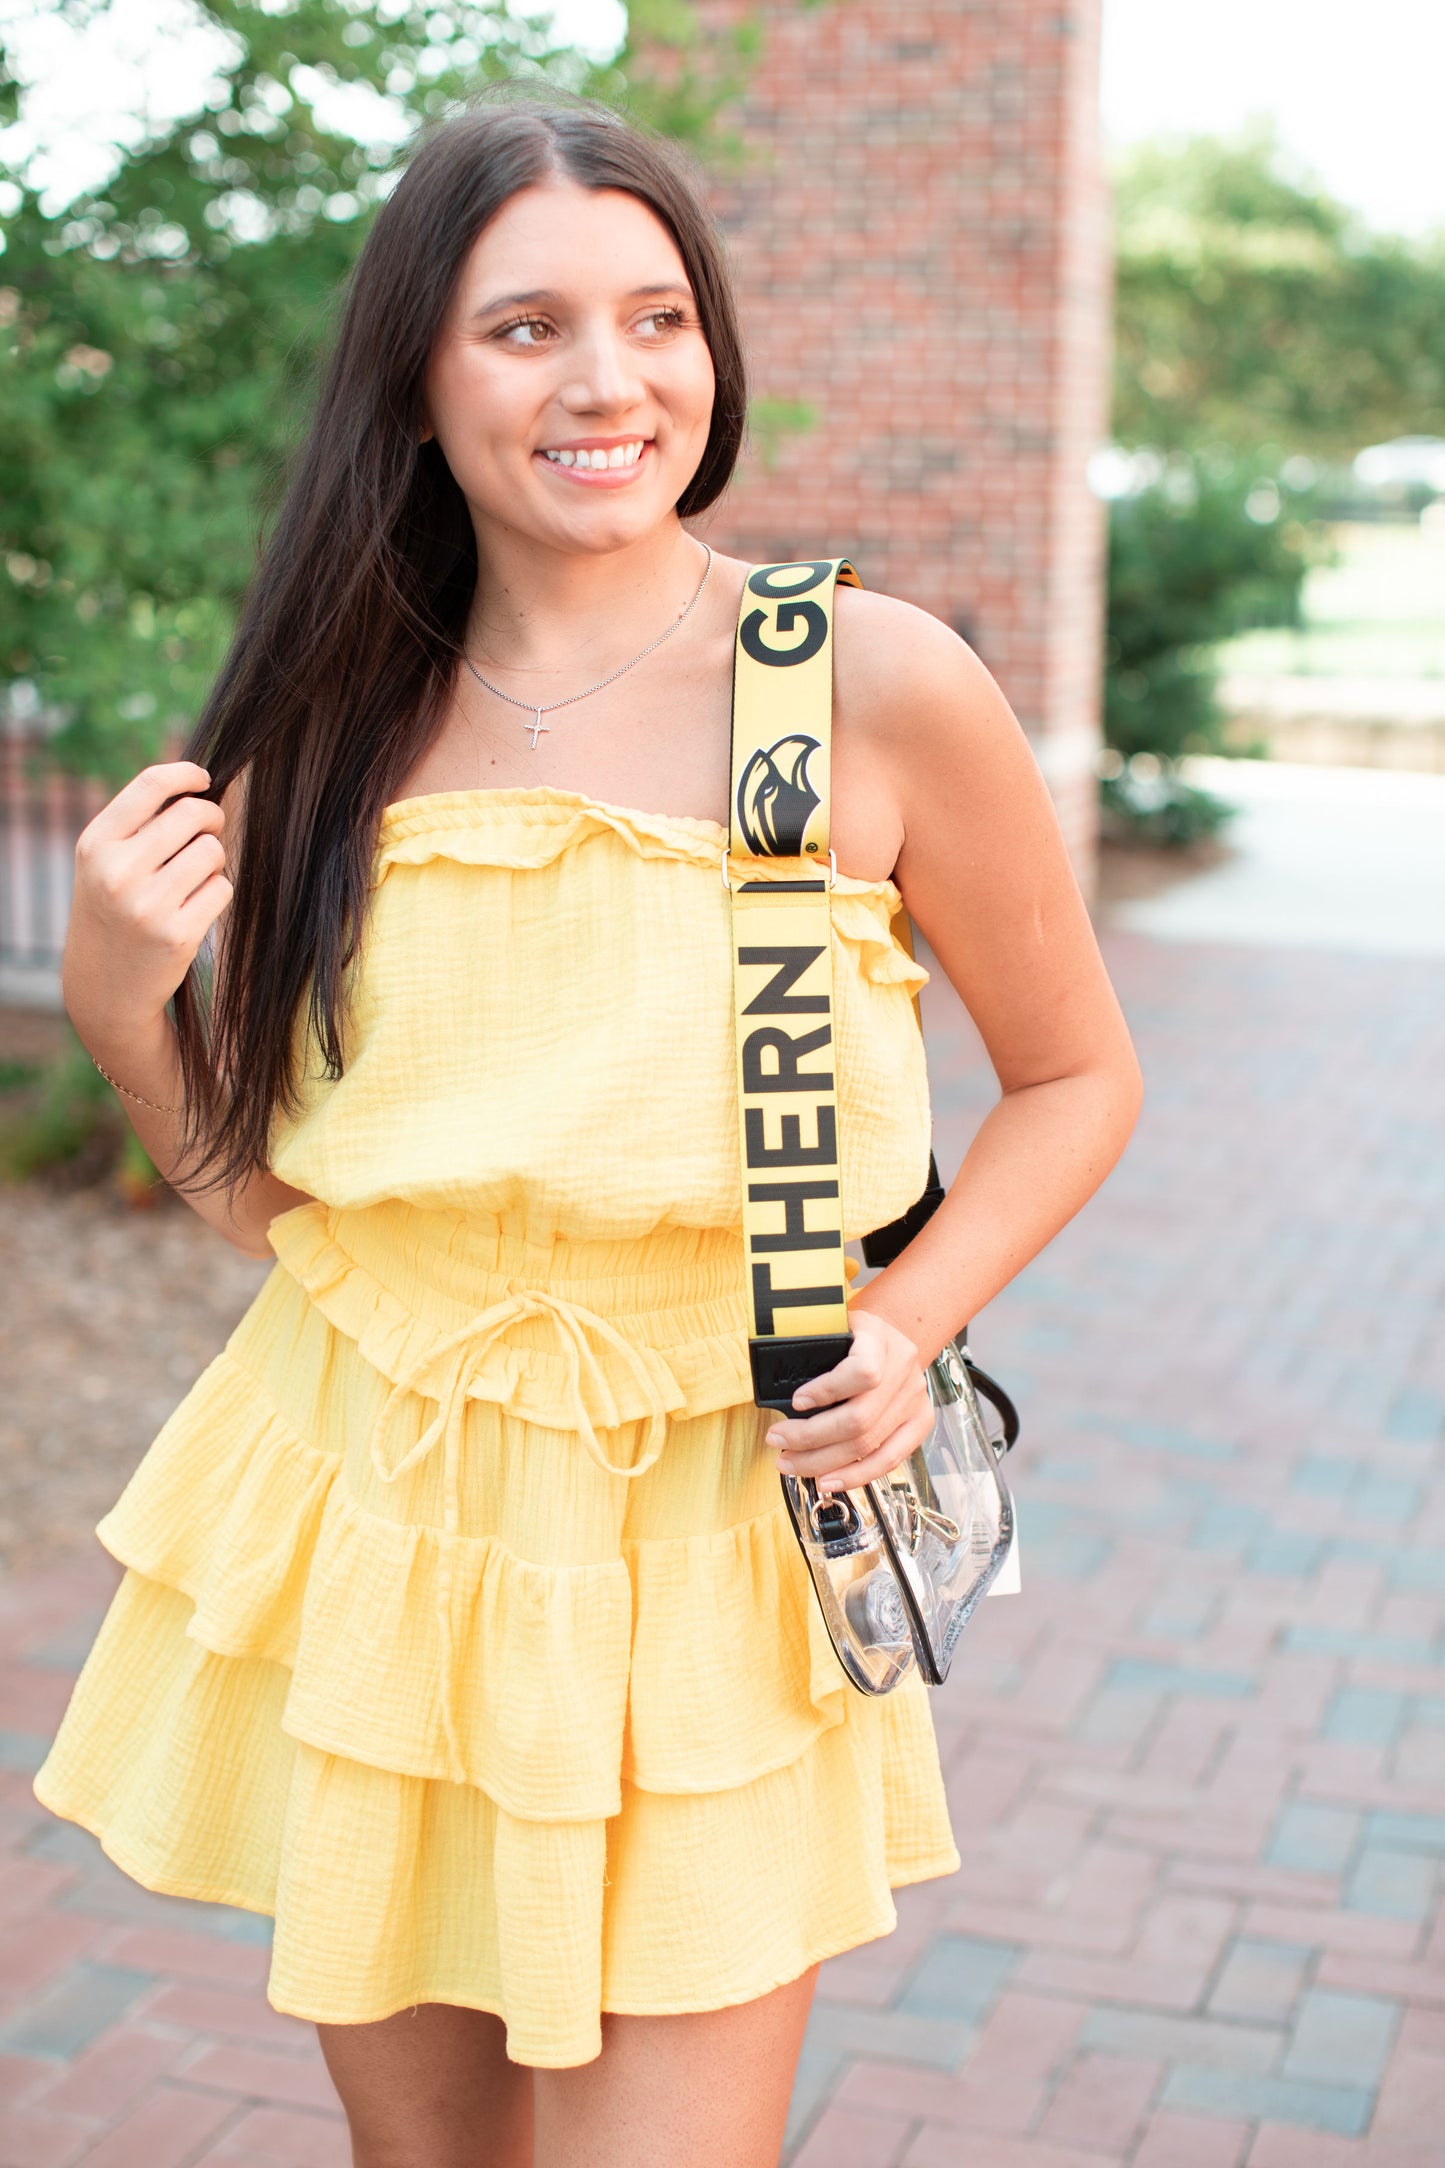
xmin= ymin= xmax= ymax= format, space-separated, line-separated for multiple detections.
xmin=473 ymin=282 xmax=694 ymax=318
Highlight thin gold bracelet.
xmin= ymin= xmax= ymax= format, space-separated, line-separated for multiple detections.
xmin=91 ymin=1055 xmax=183 ymax=1115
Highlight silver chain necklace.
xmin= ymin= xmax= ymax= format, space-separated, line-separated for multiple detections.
xmin=463 ymin=543 xmax=714 ymax=749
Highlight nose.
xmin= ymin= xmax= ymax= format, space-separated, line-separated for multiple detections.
xmin=558 ymin=313 xmax=647 ymax=419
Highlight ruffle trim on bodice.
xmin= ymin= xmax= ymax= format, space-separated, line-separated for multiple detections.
xmin=372 ymin=788 xmax=929 ymax=996
xmin=93 ymin=1338 xmax=851 ymax=1823
xmin=375 ymin=788 xmax=726 ymax=879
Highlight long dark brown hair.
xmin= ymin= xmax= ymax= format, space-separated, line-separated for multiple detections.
xmin=174 ymin=92 xmax=746 ymax=1195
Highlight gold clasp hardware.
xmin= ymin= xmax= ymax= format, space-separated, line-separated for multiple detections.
xmin=884 ymin=1477 xmax=960 ymax=1555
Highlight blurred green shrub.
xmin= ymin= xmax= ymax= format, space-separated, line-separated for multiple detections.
xmin=0 ymin=1028 xmax=165 ymax=1196
xmin=1104 ymin=457 xmax=1314 ymax=763
xmin=1103 ymin=123 xmax=1445 ymax=847
xmin=1097 ymin=755 xmax=1234 ymax=849
xmin=748 ymin=397 xmax=817 ymax=472
xmin=1100 ymin=456 xmax=1317 ymax=847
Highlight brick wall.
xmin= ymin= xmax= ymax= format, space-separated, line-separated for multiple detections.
xmin=691 ymin=0 xmax=1112 ymax=890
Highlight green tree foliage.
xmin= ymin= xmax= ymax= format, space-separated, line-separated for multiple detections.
xmin=0 ymin=0 xmax=742 ymax=777
xmin=1113 ymin=124 xmax=1445 ymax=462
xmin=1100 ymin=127 xmax=1433 ymax=813
xmin=1104 ymin=459 xmax=1313 ymax=763
xmin=1099 ymin=460 xmax=1318 ymax=840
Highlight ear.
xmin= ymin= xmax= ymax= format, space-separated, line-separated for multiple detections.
xmin=418 ymin=420 xmax=435 ymax=446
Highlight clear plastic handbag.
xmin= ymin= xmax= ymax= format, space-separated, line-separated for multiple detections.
xmin=779 ymin=1333 xmax=1019 ymax=1694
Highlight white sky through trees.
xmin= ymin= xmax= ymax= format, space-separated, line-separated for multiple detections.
xmin=1101 ymin=0 xmax=1445 ymax=237
xmin=0 ymin=0 xmax=1441 ymax=235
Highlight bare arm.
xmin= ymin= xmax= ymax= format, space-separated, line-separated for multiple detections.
xmin=63 ymin=759 xmax=314 ymax=1260
xmin=767 ymin=592 xmax=1143 ymax=1492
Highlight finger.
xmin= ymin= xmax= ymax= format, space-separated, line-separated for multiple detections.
xmin=87 ymin=800 xmax=225 ymax=912
xmin=157 ymin=873 xmax=233 ymax=968
xmin=86 ymin=762 xmax=213 ymax=846
xmin=762 ymin=1396 xmax=866 ymax=1448
xmin=133 ymin=792 xmax=226 ymax=869
xmin=787 ymin=1346 xmax=886 ymax=1415
xmin=144 ymin=832 xmax=230 ymax=912
xmin=174 ymin=871 xmax=234 ymax=944
xmin=817 ymin=1406 xmax=936 ymax=1496
xmin=768 ymin=1361 xmax=929 ymax=1454
xmin=768 ymin=1394 xmax=888 ymax=1457
xmin=772 ymin=1381 xmax=928 ymax=1471
xmin=777 ymin=1437 xmax=881 ymax=1484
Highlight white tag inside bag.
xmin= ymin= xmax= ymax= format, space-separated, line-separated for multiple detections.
xmin=988 ymin=1502 xmax=1021 ymax=1595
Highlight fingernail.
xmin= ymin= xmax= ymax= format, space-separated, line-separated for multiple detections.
xmin=765 ymin=1428 xmax=783 ymax=1449
xmin=776 ymin=1456 xmax=794 ymax=1474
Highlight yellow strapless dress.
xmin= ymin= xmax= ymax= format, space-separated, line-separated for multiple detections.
xmin=33 ymin=788 xmax=960 ymax=2067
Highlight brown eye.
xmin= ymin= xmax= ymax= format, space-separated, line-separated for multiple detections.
xmin=501 ymin=318 xmax=553 ymax=347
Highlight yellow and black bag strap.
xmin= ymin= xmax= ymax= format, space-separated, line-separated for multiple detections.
xmin=727 ymin=557 xmax=864 ymax=1413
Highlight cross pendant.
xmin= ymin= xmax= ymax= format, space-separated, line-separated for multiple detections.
xmin=524 ymin=711 xmax=550 ymax=749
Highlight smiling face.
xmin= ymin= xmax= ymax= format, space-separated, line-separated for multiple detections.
xmin=423 ymin=178 xmax=718 ymax=559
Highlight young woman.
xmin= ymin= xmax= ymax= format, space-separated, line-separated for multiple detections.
xmin=35 ymin=94 xmax=1141 ymax=2168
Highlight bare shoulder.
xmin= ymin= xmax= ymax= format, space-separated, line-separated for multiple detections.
xmin=831 ymin=584 xmax=1035 ymax=811
xmin=827 ymin=581 xmax=1130 ymax=1111
xmin=833 ymin=582 xmax=968 ymax=690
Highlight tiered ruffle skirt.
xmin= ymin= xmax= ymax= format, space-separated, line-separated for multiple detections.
xmin=33 ymin=1199 xmax=959 ymax=2066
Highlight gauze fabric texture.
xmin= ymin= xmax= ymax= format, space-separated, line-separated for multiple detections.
xmin=34 ymin=788 xmax=959 ymax=2067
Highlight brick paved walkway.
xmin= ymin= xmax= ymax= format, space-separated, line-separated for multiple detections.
xmin=3 ymin=928 xmax=1444 ymax=2167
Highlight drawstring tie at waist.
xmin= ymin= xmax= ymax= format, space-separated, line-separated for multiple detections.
xmin=365 ymin=1284 xmax=675 ymax=1783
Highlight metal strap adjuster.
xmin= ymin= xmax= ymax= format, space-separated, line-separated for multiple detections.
xmin=721 ymin=848 xmax=837 ymax=893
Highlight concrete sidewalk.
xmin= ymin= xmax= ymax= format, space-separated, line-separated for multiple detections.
xmin=3 ymin=922 xmax=1445 ymax=2167
xmin=1107 ymin=759 xmax=1445 ymax=959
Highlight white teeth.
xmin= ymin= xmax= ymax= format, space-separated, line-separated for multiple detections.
xmin=541 ymin=441 xmax=646 ymax=469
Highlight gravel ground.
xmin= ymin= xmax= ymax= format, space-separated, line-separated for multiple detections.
xmin=0 ymin=1181 xmax=270 ymax=1575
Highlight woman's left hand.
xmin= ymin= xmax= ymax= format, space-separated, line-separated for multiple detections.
xmin=764 ymin=1309 xmax=934 ymax=1494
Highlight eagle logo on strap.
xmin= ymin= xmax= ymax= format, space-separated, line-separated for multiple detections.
xmin=736 ymin=735 xmax=823 ymax=857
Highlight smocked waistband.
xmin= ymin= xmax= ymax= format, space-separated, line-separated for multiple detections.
xmin=265 ymin=1199 xmax=756 ymax=1431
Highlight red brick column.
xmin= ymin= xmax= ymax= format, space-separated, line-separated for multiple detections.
xmin=691 ymin=0 xmax=1111 ymax=890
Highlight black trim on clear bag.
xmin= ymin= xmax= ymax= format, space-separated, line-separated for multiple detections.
xmin=865 ymin=1481 xmax=947 ymax=1686
xmin=960 ymin=1355 xmax=1020 ymax=1456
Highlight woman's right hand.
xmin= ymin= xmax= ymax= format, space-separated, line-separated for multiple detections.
xmin=63 ymin=759 xmax=232 ymax=1051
